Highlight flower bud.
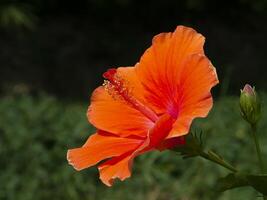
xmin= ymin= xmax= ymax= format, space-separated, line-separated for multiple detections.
xmin=239 ymin=84 xmax=261 ymax=125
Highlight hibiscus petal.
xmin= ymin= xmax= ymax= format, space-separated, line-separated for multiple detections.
xmin=136 ymin=25 xmax=205 ymax=114
xmin=97 ymin=114 xmax=174 ymax=186
xmin=168 ymin=54 xmax=218 ymax=138
xmin=88 ymin=86 xmax=154 ymax=138
xmin=98 ymin=152 xmax=133 ymax=186
xmin=67 ymin=132 xmax=142 ymax=170
xmin=88 ymin=66 xmax=159 ymax=138
xmin=116 ymin=67 xmax=146 ymax=103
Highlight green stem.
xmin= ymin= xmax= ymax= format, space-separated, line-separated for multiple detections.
xmin=251 ymin=125 xmax=265 ymax=173
xmin=251 ymin=125 xmax=267 ymax=200
xmin=199 ymin=151 xmax=238 ymax=173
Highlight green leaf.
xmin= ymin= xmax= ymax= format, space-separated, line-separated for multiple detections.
xmin=217 ymin=173 xmax=249 ymax=192
xmin=217 ymin=173 xmax=267 ymax=196
xmin=247 ymin=174 xmax=267 ymax=195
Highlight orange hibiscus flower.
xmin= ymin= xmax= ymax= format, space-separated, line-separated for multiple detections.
xmin=67 ymin=26 xmax=219 ymax=186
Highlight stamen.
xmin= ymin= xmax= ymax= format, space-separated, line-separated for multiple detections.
xmin=103 ymin=69 xmax=158 ymax=122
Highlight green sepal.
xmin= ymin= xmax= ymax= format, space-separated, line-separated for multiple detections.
xmin=172 ymin=131 xmax=203 ymax=159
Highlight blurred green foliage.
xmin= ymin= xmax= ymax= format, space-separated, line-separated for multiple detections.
xmin=0 ymin=93 xmax=267 ymax=200
xmin=0 ymin=3 xmax=36 ymax=29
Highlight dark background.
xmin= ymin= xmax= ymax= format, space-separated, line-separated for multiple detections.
xmin=1 ymin=0 xmax=267 ymax=99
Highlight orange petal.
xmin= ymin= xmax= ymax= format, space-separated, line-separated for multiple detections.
xmin=88 ymin=67 xmax=157 ymax=138
xmin=97 ymin=114 xmax=175 ymax=186
xmin=168 ymin=54 xmax=218 ymax=138
xmin=98 ymin=137 xmax=151 ymax=186
xmin=67 ymin=131 xmax=142 ymax=171
xmin=136 ymin=26 xmax=205 ymax=114
xmin=116 ymin=67 xmax=146 ymax=103
xmin=98 ymin=152 xmax=133 ymax=186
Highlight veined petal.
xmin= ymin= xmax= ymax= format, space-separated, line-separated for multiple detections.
xmin=67 ymin=131 xmax=142 ymax=171
xmin=88 ymin=88 xmax=152 ymax=138
xmin=136 ymin=25 xmax=205 ymax=115
xmin=168 ymin=54 xmax=218 ymax=138
xmin=98 ymin=152 xmax=133 ymax=187
xmin=88 ymin=67 xmax=158 ymax=137
xmin=97 ymin=114 xmax=174 ymax=186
